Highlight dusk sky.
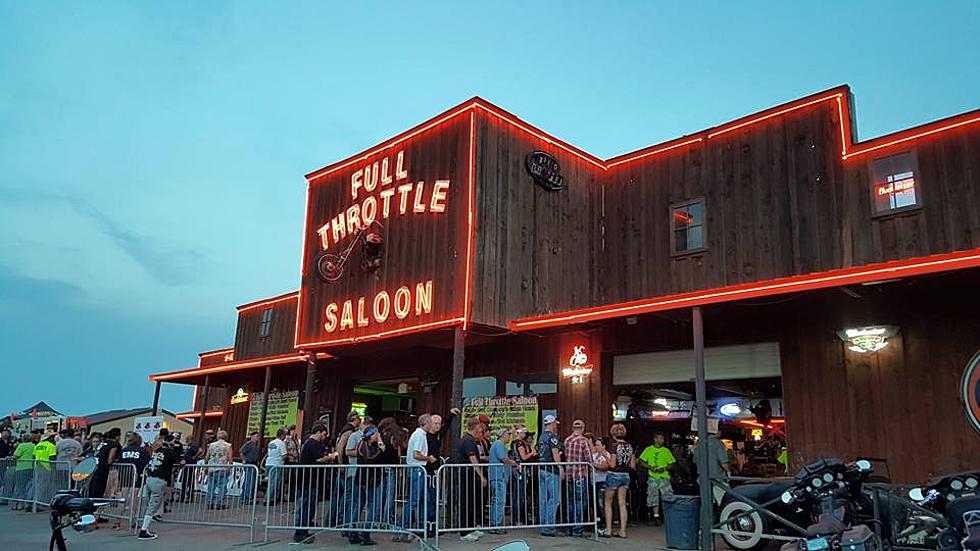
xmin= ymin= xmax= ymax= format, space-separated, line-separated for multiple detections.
xmin=1 ymin=2 xmax=977 ymax=416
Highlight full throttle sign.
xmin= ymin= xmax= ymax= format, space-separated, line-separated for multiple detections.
xmin=297 ymin=113 xmax=472 ymax=347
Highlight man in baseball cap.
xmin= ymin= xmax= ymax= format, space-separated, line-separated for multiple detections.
xmin=537 ymin=414 xmax=563 ymax=536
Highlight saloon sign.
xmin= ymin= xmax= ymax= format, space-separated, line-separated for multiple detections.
xmin=298 ymin=115 xmax=470 ymax=347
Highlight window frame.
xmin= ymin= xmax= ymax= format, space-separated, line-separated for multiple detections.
xmin=670 ymin=197 xmax=707 ymax=257
xmin=258 ymin=307 xmax=273 ymax=339
xmin=868 ymin=150 xmax=922 ymax=219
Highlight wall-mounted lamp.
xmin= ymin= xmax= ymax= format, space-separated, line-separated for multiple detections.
xmin=836 ymin=325 xmax=899 ymax=353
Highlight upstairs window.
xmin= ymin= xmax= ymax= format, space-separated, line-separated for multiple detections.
xmin=871 ymin=151 xmax=920 ymax=215
xmin=258 ymin=307 xmax=273 ymax=338
xmin=671 ymin=198 xmax=705 ymax=254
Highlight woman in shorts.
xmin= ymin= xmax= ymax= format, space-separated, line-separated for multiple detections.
xmin=601 ymin=423 xmax=635 ymax=539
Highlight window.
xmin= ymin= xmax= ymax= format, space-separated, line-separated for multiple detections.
xmin=463 ymin=376 xmax=497 ymax=399
xmin=258 ymin=307 xmax=273 ymax=338
xmin=871 ymin=152 xmax=920 ymax=215
xmin=506 ymin=372 xmax=558 ymax=396
xmin=671 ymin=198 xmax=705 ymax=254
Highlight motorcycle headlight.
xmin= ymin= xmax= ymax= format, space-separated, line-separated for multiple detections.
xmin=72 ymin=515 xmax=98 ymax=534
xmin=948 ymin=493 xmax=958 ymax=503
xmin=951 ymin=479 xmax=964 ymax=491
xmin=823 ymin=473 xmax=834 ymax=483
xmin=965 ymin=477 xmax=978 ymax=489
xmin=812 ymin=477 xmax=824 ymax=488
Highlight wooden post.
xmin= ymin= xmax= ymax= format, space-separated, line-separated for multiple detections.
xmin=302 ymin=352 xmax=317 ymax=434
xmin=693 ymin=306 xmax=714 ymax=551
xmin=196 ymin=375 xmax=211 ymax=447
xmin=258 ymin=365 xmax=272 ymax=443
xmin=151 ymin=381 xmax=161 ymax=416
xmin=450 ymin=325 xmax=465 ymax=444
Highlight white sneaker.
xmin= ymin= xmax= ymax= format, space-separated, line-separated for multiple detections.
xmin=460 ymin=532 xmax=481 ymax=542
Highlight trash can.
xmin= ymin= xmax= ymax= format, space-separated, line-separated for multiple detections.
xmin=663 ymin=494 xmax=700 ymax=550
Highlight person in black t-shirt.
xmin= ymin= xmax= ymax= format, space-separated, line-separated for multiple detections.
xmin=116 ymin=434 xmax=150 ymax=486
xmin=136 ymin=434 xmax=181 ymax=540
xmin=293 ymin=424 xmax=338 ymax=544
xmin=454 ymin=417 xmax=487 ymax=541
xmin=89 ymin=428 xmax=122 ymax=498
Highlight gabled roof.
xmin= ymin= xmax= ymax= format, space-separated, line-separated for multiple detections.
xmin=84 ymin=407 xmax=177 ymax=426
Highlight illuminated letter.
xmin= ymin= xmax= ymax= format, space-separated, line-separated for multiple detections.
xmin=431 ymin=180 xmax=450 ymax=212
xmin=380 ymin=189 xmax=395 ymax=218
xmin=324 ymin=303 xmax=339 ymax=333
xmin=351 ymin=169 xmax=363 ymax=200
xmin=394 ymin=286 xmax=411 ymax=319
xmin=413 ymin=181 xmax=426 ymax=213
xmin=346 ymin=205 xmax=361 ymax=234
xmin=395 ymin=150 xmax=408 ymax=180
xmin=373 ymin=291 xmax=390 ymax=323
xmin=356 ymin=298 xmax=369 ymax=327
xmin=361 ymin=196 xmax=378 ymax=226
xmin=380 ymin=157 xmax=392 ymax=186
xmin=316 ymin=223 xmax=331 ymax=250
xmin=364 ymin=162 xmax=379 ymax=193
xmin=330 ymin=212 xmax=347 ymax=244
xmin=415 ymin=280 xmax=433 ymax=316
xmin=340 ymin=300 xmax=355 ymax=330
xmin=397 ymin=183 xmax=413 ymax=215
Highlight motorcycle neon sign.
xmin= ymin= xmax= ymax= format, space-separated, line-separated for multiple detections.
xmin=563 ymin=345 xmax=594 ymax=384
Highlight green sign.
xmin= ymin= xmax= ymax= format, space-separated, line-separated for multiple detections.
xmin=461 ymin=396 xmax=538 ymax=440
xmin=247 ymin=390 xmax=299 ymax=438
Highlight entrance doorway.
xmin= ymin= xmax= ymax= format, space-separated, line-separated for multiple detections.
xmin=351 ymin=377 xmax=419 ymax=427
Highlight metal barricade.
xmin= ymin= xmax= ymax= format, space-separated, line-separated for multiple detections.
xmin=0 ymin=457 xmax=34 ymax=508
xmin=434 ymin=461 xmax=598 ymax=546
xmin=263 ymin=464 xmax=429 ymax=544
xmin=31 ymin=460 xmax=75 ymax=511
xmin=136 ymin=463 xmax=260 ymax=542
xmin=74 ymin=462 xmax=139 ymax=527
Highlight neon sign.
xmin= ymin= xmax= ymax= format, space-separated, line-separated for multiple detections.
xmin=324 ymin=280 xmax=434 ymax=334
xmin=836 ymin=326 xmax=899 ymax=353
xmin=230 ymin=388 xmax=250 ymax=405
xmin=562 ymin=345 xmax=594 ymax=384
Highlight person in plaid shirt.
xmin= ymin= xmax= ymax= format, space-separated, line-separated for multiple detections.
xmin=563 ymin=419 xmax=592 ymax=537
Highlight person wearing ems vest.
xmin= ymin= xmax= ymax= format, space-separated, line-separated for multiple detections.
xmin=137 ymin=432 xmax=181 ymax=540
xmin=637 ymin=432 xmax=675 ymax=525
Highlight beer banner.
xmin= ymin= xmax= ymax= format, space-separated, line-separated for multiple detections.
xmin=246 ymin=390 xmax=299 ymax=438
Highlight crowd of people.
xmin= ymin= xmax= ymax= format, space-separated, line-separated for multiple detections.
xmin=0 ymin=411 xmax=734 ymax=545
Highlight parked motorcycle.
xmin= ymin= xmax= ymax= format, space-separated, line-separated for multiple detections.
xmin=897 ymin=470 xmax=980 ymax=551
xmin=718 ymin=458 xmax=875 ymax=551
xmin=48 ymin=457 xmax=123 ymax=551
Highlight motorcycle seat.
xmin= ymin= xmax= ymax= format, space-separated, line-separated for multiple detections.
xmin=729 ymin=480 xmax=794 ymax=504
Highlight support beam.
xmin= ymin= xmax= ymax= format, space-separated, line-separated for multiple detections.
xmin=196 ymin=375 xmax=211 ymax=447
xmin=693 ymin=306 xmax=714 ymax=551
xmin=151 ymin=381 xmax=161 ymax=416
xmin=450 ymin=325 xmax=465 ymax=444
xmin=258 ymin=365 xmax=272 ymax=442
xmin=303 ymin=352 xmax=317 ymax=434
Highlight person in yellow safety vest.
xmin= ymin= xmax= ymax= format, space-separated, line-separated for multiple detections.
xmin=11 ymin=432 xmax=39 ymax=510
xmin=32 ymin=430 xmax=58 ymax=507
xmin=777 ymin=447 xmax=788 ymax=474
xmin=637 ymin=432 xmax=676 ymax=525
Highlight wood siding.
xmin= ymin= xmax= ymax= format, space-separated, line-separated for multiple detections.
xmin=234 ymin=298 xmax=298 ymax=360
xmin=470 ymin=112 xmax=600 ymax=327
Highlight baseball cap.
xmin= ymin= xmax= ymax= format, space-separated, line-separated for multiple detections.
xmin=572 ymin=419 xmax=585 ymax=429
xmin=543 ymin=414 xmax=559 ymax=425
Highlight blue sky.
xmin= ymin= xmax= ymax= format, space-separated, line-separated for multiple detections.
xmin=1 ymin=2 xmax=977 ymax=416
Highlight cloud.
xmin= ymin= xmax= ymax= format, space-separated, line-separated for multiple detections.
xmin=0 ymin=264 xmax=85 ymax=305
xmin=0 ymin=187 xmax=203 ymax=286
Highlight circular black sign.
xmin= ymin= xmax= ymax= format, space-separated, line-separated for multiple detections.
xmin=525 ymin=151 xmax=564 ymax=191
xmin=963 ymin=350 xmax=980 ymax=434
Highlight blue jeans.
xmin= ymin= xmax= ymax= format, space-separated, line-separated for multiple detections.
xmin=266 ymin=466 xmax=282 ymax=502
xmin=595 ymin=481 xmax=606 ymax=526
xmin=538 ymin=469 xmax=561 ymax=535
xmin=510 ymin=471 xmax=527 ymax=522
xmin=328 ymin=474 xmax=346 ymax=527
xmin=364 ymin=482 xmax=383 ymax=528
xmin=342 ymin=475 xmax=361 ymax=529
xmin=206 ymin=470 xmax=228 ymax=506
xmin=401 ymin=468 xmax=426 ymax=532
xmin=294 ymin=487 xmax=319 ymax=540
xmin=490 ymin=478 xmax=508 ymax=527
xmin=567 ymin=478 xmax=588 ymax=535
xmin=380 ymin=469 xmax=394 ymax=524
xmin=240 ymin=467 xmax=256 ymax=503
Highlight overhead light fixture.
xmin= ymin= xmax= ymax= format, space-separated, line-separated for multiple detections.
xmin=719 ymin=402 xmax=742 ymax=418
xmin=836 ymin=325 xmax=899 ymax=353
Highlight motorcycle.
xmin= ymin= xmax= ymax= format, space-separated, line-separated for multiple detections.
xmin=896 ymin=470 xmax=980 ymax=551
xmin=49 ymin=457 xmax=124 ymax=551
xmin=718 ymin=458 xmax=875 ymax=551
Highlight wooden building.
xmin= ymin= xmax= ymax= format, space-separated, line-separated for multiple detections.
xmin=149 ymin=85 xmax=980 ymax=483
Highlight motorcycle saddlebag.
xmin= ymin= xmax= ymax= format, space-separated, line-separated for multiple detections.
xmin=839 ymin=525 xmax=879 ymax=551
